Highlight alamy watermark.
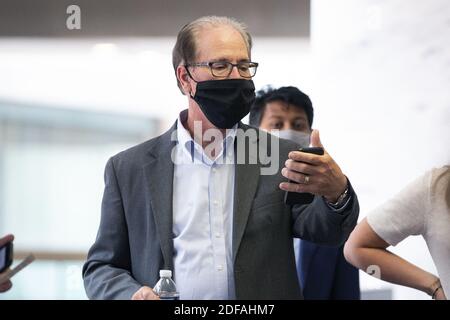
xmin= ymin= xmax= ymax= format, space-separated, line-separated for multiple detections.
xmin=170 ymin=122 xmax=280 ymax=176
xmin=366 ymin=265 xmax=381 ymax=279
xmin=66 ymin=5 xmax=81 ymax=30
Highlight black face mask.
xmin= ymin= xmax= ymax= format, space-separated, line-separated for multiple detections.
xmin=189 ymin=79 xmax=256 ymax=129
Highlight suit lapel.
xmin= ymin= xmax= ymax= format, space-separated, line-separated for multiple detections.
xmin=232 ymin=123 xmax=261 ymax=261
xmin=143 ymin=122 xmax=177 ymax=270
xmin=143 ymin=122 xmax=267 ymax=268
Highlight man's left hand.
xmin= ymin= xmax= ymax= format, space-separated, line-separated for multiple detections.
xmin=279 ymin=129 xmax=348 ymax=203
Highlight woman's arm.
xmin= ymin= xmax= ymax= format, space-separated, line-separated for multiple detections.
xmin=343 ymin=218 xmax=446 ymax=300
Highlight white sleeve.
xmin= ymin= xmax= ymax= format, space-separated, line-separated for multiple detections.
xmin=367 ymin=170 xmax=431 ymax=246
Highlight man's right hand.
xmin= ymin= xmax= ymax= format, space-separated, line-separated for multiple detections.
xmin=131 ymin=286 xmax=160 ymax=300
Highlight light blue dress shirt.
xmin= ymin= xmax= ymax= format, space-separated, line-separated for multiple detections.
xmin=172 ymin=112 xmax=237 ymax=300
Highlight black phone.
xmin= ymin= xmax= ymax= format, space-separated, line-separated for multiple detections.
xmin=0 ymin=241 xmax=13 ymax=273
xmin=284 ymin=147 xmax=324 ymax=205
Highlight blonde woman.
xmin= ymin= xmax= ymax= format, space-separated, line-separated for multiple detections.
xmin=344 ymin=166 xmax=449 ymax=300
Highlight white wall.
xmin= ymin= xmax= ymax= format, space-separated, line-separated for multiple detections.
xmin=311 ymin=0 xmax=450 ymax=299
xmin=0 ymin=38 xmax=183 ymax=124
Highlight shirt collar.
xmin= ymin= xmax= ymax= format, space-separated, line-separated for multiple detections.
xmin=176 ymin=110 xmax=237 ymax=164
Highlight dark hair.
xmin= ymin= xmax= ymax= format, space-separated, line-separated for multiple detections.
xmin=172 ymin=16 xmax=253 ymax=94
xmin=249 ymin=85 xmax=314 ymax=128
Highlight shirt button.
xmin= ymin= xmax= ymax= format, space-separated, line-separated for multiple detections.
xmin=212 ymin=168 xmax=217 ymax=173
xmin=213 ymin=200 xmax=219 ymax=206
xmin=217 ymin=265 xmax=223 ymax=271
xmin=215 ymin=233 xmax=221 ymax=238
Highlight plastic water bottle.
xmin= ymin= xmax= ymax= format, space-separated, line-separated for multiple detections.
xmin=153 ymin=270 xmax=179 ymax=300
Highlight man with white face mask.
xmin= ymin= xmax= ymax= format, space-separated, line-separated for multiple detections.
xmin=249 ymin=85 xmax=360 ymax=300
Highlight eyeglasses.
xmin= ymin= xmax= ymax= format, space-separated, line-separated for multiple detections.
xmin=185 ymin=61 xmax=259 ymax=78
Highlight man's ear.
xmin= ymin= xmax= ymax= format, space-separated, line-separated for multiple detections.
xmin=176 ymin=65 xmax=192 ymax=96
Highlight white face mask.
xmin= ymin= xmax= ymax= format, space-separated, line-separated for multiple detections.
xmin=272 ymin=129 xmax=311 ymax=148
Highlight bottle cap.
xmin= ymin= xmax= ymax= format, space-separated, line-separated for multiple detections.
xmin=160 ymin=270 xmax=172 ymax=278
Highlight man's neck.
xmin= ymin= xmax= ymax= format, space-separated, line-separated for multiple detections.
xmin=181 ymin=110 xmax=230 ymax=160
xmin=185 ymin=112 xmax=226 ymax=149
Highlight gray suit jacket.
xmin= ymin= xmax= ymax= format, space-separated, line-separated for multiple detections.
xmin=82 ymin=121 xmax=359 ymax=300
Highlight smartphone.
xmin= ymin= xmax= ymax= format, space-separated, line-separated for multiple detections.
xmin=0 ymin=241 xmax=13 ymax=273
xmin=284 ymin=147 xmax=324 ymax=205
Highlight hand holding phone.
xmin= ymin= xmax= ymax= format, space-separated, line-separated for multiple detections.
xmin=0 ymin=254 xmax=35 ymax=286
xmin=284 ymin=147 xmax=324 ymax=205
xmin=0 ymin=235 xmax=14 ymax=273
xmin=0 ymin=235 xmax=35 ymax=287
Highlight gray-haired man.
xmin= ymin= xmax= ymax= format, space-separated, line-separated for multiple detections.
xmin=83 ymin=16 xmax=359 ymax=300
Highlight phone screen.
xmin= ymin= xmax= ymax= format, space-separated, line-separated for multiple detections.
xmin=0 ymin=246 xmax=5 ymax=270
